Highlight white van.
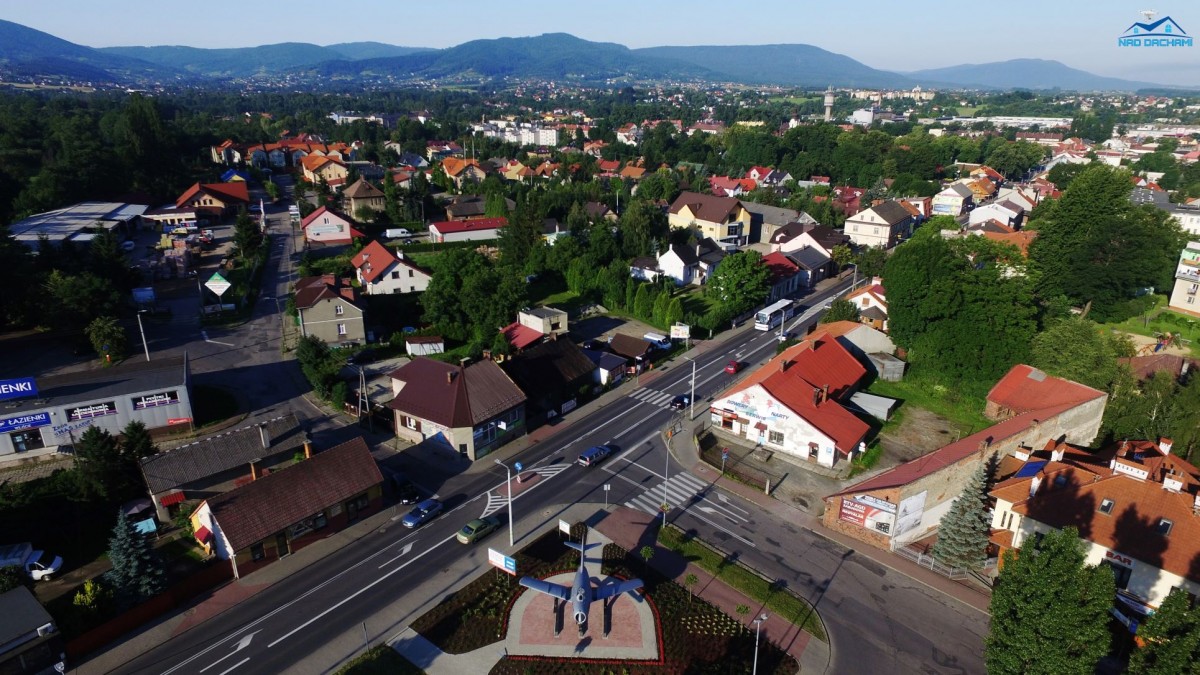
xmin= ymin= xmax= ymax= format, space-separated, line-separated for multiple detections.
xmin=386 ymin=228 xmax=412 ymax=239
xmin=643 ymin=332 xmax=672 ymax=350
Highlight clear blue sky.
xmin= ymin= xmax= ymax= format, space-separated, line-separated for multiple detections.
xmin=5 ymin=1 xmax=1199 ymax=86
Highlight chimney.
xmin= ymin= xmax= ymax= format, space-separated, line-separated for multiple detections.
xmin=446 ymin=370 xmax=455 ymax=384
xmin=696 ymin=243 xmax=702 ymax=257
xmin=258 ymin=423 xmax=271 ymax=449
xmin=303 ymin=441 xmax=312 ymax=459
xmin=250 ymin=458 xmax=262 ymax=481
xmin=1051 ymin=445 xmax=1065 ymax=463
xmin=397 ymin=250 xmax=404 ymax=260
xmin=821 ymin=384 xmax=829 ymax=404
xmin=321 ymin=273 xmax=336 ymax=286
xmin=1029 ymin=475 xmax=1042 ymax=497
xmin=1160 ymin=438 xmax=1174 ymax=455
xmin=812 ymin=387 xmax=821 ymax=407
xmin=780 ymin=359 xmax=790 ymax=373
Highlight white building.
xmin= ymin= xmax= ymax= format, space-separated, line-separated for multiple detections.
xmin=1167 ymin=241 xmax=1200 ymax=315
xmin=843 ymin=200 xmax=915 ymax=249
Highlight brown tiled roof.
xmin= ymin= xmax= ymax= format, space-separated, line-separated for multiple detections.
xmin=608 ymin=334 xmax=653 ymax=360
xmin=501 ymin=339 xmax=596 ymax=397
xmin=668 ymin=191 xmax=743 ymax=223
xmin=387 ymin=357 xmax=525 ymax=428
xmin=293 ymin=275 xmax=361 ymax=310
xmin=343 ymin=178 xmax=384 ymax=200
xmin=206 ymin=437 xmax=382 ymax=552
xmin=1118 ymin=354 xmax=1191 ymax=381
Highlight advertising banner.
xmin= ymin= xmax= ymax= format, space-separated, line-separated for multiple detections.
xmin=839 ymin=498 xmax=895 ymax=535
xmin=66 ymin=402 xmax=117 ymax=421
xmin=0 ymin=377 xmax=38 ymax=402
xmin=132 ymin=391 xmax=179 ymax=410
xmin=0 ymin=412 xmax=51 ymax=433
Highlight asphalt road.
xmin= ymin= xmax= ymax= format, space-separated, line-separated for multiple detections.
xmin=109 ymin=265 xmax=989 ymax=675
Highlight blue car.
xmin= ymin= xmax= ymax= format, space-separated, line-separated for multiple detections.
xmin=401 ymin=498 xmax=443 ymax=528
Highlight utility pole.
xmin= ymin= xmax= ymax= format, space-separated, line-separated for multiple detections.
xmin=136 ymin=310 xmax=150 ymax=362
xmin=689 ymin=358 xmax=696 ymax=419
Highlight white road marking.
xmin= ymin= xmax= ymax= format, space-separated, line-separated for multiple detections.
xmin=268 ymin=534 xmax=458 ymax=648
xmin=214 ymin=658 xmax=249 ymax=675
xmin=199 ymin=631 xmax=259 ymax=673
xmin=377 ymin=542 xmax=414 ymax=568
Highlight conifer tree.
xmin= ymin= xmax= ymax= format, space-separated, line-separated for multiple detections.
xmin=930 ymin=462 xmax=991 ymax=569
xmin=104 ymin=510 xmax=167 ymax=608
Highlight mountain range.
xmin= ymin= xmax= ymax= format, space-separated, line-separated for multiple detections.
xmin=0 ymin=20 xmax=1168 ymax=92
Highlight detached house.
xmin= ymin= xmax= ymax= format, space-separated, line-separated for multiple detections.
xmin=294 ymin=274 xmax=366 ymax=346
xmin=932 ymin=182 xmax=975 ymax=216
xmin=654 ymin=238 xmax=727 ymax=286
xmin=300 ymin=155 xmax=349 ymax=184
xmin=301 ymin=207 xmax=363 ymax=248
xmin=844 ymin=200 xmax=915 ymax=249
xmin=351 ymin=240 xmax=433 ymax=295
xmin=442 ymin=158 xmax=489 ymax=189
xmin=770 ymin=222 xmax=850 ymax=259
xmin=1168 ymin=241 xmax=1200 ymax=316
xmin=387 ymin=357 xmax=526 ymax=461
xmin=845 ymin=279 xmax=889 ymax=332
xmin=709 ymin=336 xmax=870 ymax=468
xmin=667 ymin=191 xmax=751 ymax=247
xmin=343 ymin=178 xmax=386 ymax=215
xmin=175 ymin=182 xmax=250 ymax=218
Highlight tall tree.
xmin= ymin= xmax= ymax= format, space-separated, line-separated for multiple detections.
xmin=618 ymin=199 xmax=668 ymax=258
xmin=120 ymin=420 xmax=157 ymax=460
xmin=104 ymin=510 xmax=167 ymax=609
xmin=1128 ymin=587 xmax=1200 ymax=674
xmin=930 ymin=462 xmax=992 ymax=569
xmin=820 ymin=299 xmax=860 ymax=324
xmin=1029 ymin=317 xmax=1134 ymax=391
xmin=706 ymin=251 xmax=770 ymax=316
xmin=73 ymin=426 xmax=139 ymax=503
xmin=86 ymin=316 xmax=128 ymax=362
xmin=986 ymin=527 xmax=1115 ymax=675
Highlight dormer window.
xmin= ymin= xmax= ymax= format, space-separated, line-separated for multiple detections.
xmin=1158 ymin=518 xmax=1174 ymax=536
xmin=1098 ymin=499 xmax=1115 ymax=515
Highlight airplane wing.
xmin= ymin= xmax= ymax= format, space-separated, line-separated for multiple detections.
xmin=519 ymin=576 xmax=571 ymax=601
xmin=593 ymin=578 xmax=644 ymax=601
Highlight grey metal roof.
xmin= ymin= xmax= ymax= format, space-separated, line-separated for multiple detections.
xmin=785 ymin=246 xmax=831 ymax=270
xmin=0 ymin=586 xmax=54 ymax=646
xmin=868 ymin=201 xmax=916 ymax=226
xmin=741 ymin=202 xmax=802 ymax=227
xmin=0 ymin=356 xmax=189 ymax=416
xmin=140 ymin=413 xmax=307 ymax=493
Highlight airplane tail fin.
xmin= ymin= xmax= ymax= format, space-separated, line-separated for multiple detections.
xmin=565 ymin=530 xmax=600 ymax=553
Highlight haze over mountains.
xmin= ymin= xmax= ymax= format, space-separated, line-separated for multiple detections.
xmin=0 ymin=19 xmax=1168 ymax=92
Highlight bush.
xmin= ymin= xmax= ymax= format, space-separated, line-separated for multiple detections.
xmin=0 ymin=565 xmax=27 ymax=593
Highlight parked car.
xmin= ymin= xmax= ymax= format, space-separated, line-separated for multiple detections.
xmin=724 ymin=360 xmax=742 ymax=374
xmin=385 ymin=228 xmax=412 ymax=239
xmin=0 ymin=543 xmax=62 ymax=581
xmin=401 ymin=499 xmax=443 ymax=528
xmin=577 ymin=445 xmax=614 ymax=467
xmin=391 ymin=475 xmax=421 ymax=505
xmin=457 ymin=516 xmax=502 ymax=544
xmin=669 ymin=395 xmax=691 ymax=411
xmin=120 ymin=240 xmax=137 ymax=252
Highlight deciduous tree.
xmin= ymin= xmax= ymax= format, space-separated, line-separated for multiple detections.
xmin=1029 ymin=317 xmax=1134 ymax=391
xmin=820 ymin=299 xmax=860 ymax=324
xmin=1128 ymin=587 xmax=1200 ymax=674
xmin=706 ymin=251 xmax=770 ymax=316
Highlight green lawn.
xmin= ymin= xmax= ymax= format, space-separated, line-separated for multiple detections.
xmin=336 ymin=646 xmax=423 ymax=675
xmin=1105 ymin=295 xmax=1200 ymax=357
xmin=957 ymin=106 xmax=980 ymax=116
xmin=865 ymin=368 xmax=993 ymax=436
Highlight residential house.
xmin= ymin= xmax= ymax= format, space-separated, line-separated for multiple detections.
xmin=1117 ymin=353 xmax=1192 ymax=382
xmin=965 ymin=177 xmax=998 ymax=203
xmin=656 ymin=238 xmax=727 ymax=286
xmin=823 ymin=364 xmax=1107 ymax=550
xmin=616 ymin=123 xmax=642 ymax=145
xmin=582 ymin=348 xmax=627 ymax=386
xmin=931 ymin=183 xmax=975 ymax=216
xmin=607 ymin=333 xmax=654 ymax=372
xmin=845 ymin=279 xmax=889 ymax=332
xmin=387 ymin=357 xmax=526 ymax=461
xmin=351 ymin=240 xmax=433 ymax=295
xmin=190 ymin=437 xmax=383 ymax=579
xmin=301 ymin=207 xmax=363 ymax=248
xmin=687 ymin=121 xmax=726 ymax=136
xmin=140 ymin=414 xmax=308 ymax=522
xmin=988 ymin=438 xmax=1200 ymax=626
xmin=426 ymin=141 xmax=463 ymax=161
xmin=300 ymin=155 xmax=348 ymax=184
xmin=500 ymin=307 xmax=569 ymax=351
xmin=585 ymin=201 xmax=617 ymax=223
xmin=0 ymin=586 xmax=64 ymax=674
xmin=844 ymin=200 xmax=915 ymax=249
xmin=629 ymin=256 xmax=661 ymax=283
xmin=900 ymin=196 xmax=933 ymax=219
xmin=982 ymin=230 xmax=1039 ymax=257
xmin=221 ymin=169 xmax=250 ymax=183
xmin=969 ymin=200 xmax=1026 ymax=229
xmin=501 ymin=338 xmax=596 ymax=418
xmin=541 ymin=218 xmax=572 ymax=245
xmin=442 ymin=158 xmax=489 ymax=189
xmin=619 ymin=165 xmax=647 ymax=181
xmin=832 ymin=186 xmax=866 ymax=216
xmin=740 ymin=202 xmax=813 ymax=245
xmin=343 ymin=178 xmax=386 ymax=215
xmin=429 ymin=217 xmax=507 ymax=243
xmin=444 ymin=195 xmax=514 ymax=220
xmin=709 ymin=336 xmax=870 ymax=467
xmin=667 ymin=192 xmax=751 ymax=247
xmin=709 ymin=176 xmax=753 ymax=197
xmin=596 ymin=159 xmax=621 ymax=175
xmin=294 ymin=274 xmax=366 ymax=345
xmin=1168 ymin=241 xmax=1200 ymax=316
xmin=770 ymin=222 xmax=849 ymax=260
xmin=175 ymin=182 xmax=250 ymax=218
xmin=763 ymin=248 xmax=831 ymax=301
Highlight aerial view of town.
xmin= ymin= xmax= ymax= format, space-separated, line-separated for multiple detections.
xmin=2 ymin=2 xmax=1200 ymax=674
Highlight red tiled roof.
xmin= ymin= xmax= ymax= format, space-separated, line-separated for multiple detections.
xmin=351 ymin=240 xmax=399 ymax=284
xmin=206 ymin=437 xmax=383 ymax=552
xmin=430 ymin=217 xmax=508 ymax=235
xmin=175 ymin=182 xmax=250 ymax=209
xmin=762 ymin=252 xmax=800 ymax=282
xmin=387 ymin=357 xmax=526 ymax=428
xmin=501 ymin=321 xmax=544 ymax=350
xmin=987 ymin=364 xmax=1105 ymax=416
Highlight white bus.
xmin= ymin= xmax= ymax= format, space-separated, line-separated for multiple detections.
xmin=754 ymin=299 xmax=795 ymax=331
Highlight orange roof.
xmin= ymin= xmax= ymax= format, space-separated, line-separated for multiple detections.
xmin=982 ymin=230 xmax=1038 ymax=256
xmin=300 ymin=154 xmax=345 ymax=172
xmin=809 ymin=320 xmax=869 ymax=339
xmin=175 ymin=182 xmax=249 ymax=209
xmin=351 ymin=240 xmax=398 ymax=284
xmin=986 ymin=364 xmax=1105 ymax=416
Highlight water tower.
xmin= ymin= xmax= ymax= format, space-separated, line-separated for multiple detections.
xmin=823 ymin=86 xmax=835 ymax=122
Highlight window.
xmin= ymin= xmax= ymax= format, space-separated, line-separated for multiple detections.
xmin=408 ymin=269 xmax=414 ymax=277
xmin=1098 ymin=498 xmax=1115 ymax=515
xmin=391 ymin=271 xmax=400 ymax=279
xmin=346 ymin=493 xmax=369 ymax=521
xmin=1158 ymin=518 xmax=1174 ymax=536
xmin=1190 ymin=296 xmax=1197 ymax=305
xmin=9 ymin=430 xmax=46 ymax=453
xmin=337 ymin=323 xmax=347 ymax=336
xmin=405 ymin=416 xmax=420 ymax=430
xmin=335 ymin=305 xmax=344 ymax=315
xmin=768 ymin=430 xmax=784 ymax=445
xmin=250 ymin=543 xmax=265 ymax=561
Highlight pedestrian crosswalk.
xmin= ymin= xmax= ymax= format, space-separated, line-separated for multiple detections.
xmin=624 ymin=471 xmax=709 ymax=515
xmin=481 ymin=463 xmax=573 ymax=516
xmin=629 ymin=387 xmax=678 ymax=409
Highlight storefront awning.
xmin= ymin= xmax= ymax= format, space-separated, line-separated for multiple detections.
xmin=753 ymin=421 xmax=767 ymax=431
xmin=194 ymin=526 xmax=212 ymax=543
xmin=160 ymin=492 xmax=186 ymax=507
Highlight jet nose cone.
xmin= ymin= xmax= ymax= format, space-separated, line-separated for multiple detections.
xmin=574 ymin=611 xmax=587 ymax=625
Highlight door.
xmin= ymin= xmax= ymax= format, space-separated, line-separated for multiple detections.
xmin=275 ymin=533 xmax=290 ymax=558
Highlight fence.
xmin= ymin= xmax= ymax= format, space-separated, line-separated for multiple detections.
xmin=893 ymin=544 xmax=971 ymax=580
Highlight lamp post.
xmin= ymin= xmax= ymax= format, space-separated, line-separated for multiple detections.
xmin=689 ymin=357 xmax=696 ymax=419
xmin=495 ymin=459 xmax=514 ymax=547
xmin=136 ymin=310 xmax=150 ymax=362
xmin=752 ymin=613 xmax=769 ymax=675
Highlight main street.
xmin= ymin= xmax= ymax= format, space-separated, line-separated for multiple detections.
xmin=112 ymin=240 xmax=989 ymax=674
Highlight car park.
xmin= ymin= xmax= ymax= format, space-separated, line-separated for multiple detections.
xmin=577 ymin=445 xmax=614 ymax=467
xmin=669 ymin=394 xmax=691 ymax=411
xmin=724 ymin=360 xmax=742 ymax=374
xmin=457 ymin=515 xmax=502 ymax=544
xmin=401 ymin=498 xmax=443 ymax=528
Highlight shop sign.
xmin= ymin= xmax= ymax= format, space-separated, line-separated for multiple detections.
xmin=0 ymin=412 xmax=51 ymax=433
xmin=0 ymin=377 xmax=37 ymax=402
xmin=66 ymin=402 xmax=117 ymax=421
xmin=133 ymin=391 xmax=179 ymax=410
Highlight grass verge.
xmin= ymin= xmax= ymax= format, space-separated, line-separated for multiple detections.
xmin=657 ymin=526 xmax=826 ymax=642
xmin=336 ymin=645 xmax=424 ymax=675
xmin=864 ymin=367 xmax=991 ymax=435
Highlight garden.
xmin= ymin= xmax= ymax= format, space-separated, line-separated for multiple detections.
xmin=409 ymin=524 xmax=798 ymax=674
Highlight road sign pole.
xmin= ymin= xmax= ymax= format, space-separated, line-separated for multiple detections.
xmin=604 ymin=483 xmax=611 ymax=508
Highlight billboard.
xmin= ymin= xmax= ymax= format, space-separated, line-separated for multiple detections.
xmin=487 ymin=548 xmax=517 ymax=575
xmin=66 ymin=402 xmax=117 ymax=421
xmin=0 ymin=377 xmax=38 ymax=402
xmin=839 ymin=497 xmax=895 ymax=535
xmin=132 ymin=391 xmax=180 ymax=410
xmin=0 ymin=412 xmax=51 ymax=433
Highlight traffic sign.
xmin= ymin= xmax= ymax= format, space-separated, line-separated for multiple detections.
xmin=514 ymin=461 xmax=523 ymax=472
xmin=205 ymin=272 xmax=232 ymax=297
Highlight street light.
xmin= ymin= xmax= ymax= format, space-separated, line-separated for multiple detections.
xmin=752 ymin=613 xmax=769 ymax=675
xmin=135 ymin=310 xmax=150 ymax=362
xmin=494 ymin=459 xmax=514 ymax=547
xmin=689 ymin=357 xmax=696 ymax=419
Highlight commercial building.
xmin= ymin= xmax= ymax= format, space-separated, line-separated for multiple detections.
xmin=428 ymin=217 xmax=508 ymax=243
xmin=8 ymin=201 xmax=148 ymax=250
xmin=0 ymin=357 xmax=193 ymax=462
